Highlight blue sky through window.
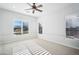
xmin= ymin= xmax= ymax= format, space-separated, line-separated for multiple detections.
xmin=14 ymin=19 xmax=22 ymax=26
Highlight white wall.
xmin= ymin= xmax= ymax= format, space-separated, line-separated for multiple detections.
xmin=0 ymin=45 xmax=2 ymax=55
xmin=38 ymin=3 xmax=79 ymax=49
xmin=0 ymin=8 xmax=38 ymax=44
xmin=0 ymin=10 xmax=3 ymax=54
xmin=0 ymin=10 xmax=3 ymax=45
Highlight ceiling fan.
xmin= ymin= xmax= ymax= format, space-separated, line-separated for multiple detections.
xmin=25 ymin=3 xmax=43 ymax=14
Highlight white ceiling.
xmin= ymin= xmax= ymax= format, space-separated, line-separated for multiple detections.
xmin=0 ymin=3 xmax=70 ymax=17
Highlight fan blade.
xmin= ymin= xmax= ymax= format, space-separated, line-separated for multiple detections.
xmin=27 ymin=3 xmax=32 ymax=7
xmin=32 ymin=9 xmax=35 ymax=14
xmin=25 ymin=8 xmax=32 ymax=10
xmin=37 ymin=5 xmax=43 ymax=8
xmin=36 ymin=9 xmax=42 ymax=12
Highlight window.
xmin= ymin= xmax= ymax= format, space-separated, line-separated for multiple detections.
xmin=23 ymin=22 xmax=28 ymax=34
xmin=39 ymin=23 xmax=42 ymax=34
xmin=66 ymin=15 xmax=79 ymax=39
xmin=14 ymin=19 xmax=28 ymax=35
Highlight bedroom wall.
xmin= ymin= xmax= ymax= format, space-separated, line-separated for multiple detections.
xmin=0 ymin=11 xmax=2 ymax=54
xmin=0 ymin=8 xmax=38 ymax=44
xmin=38 ymin=3 xmax=79 ymax=49
xmin=0 ymin=11 xmax=3 ymax=45
xmin=0 ymin=45 xmax=2 ymax=55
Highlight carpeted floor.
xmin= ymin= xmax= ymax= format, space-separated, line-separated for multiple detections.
xmin=13 ymin=40 xmax=51 ymax=55
xmin=34 ymin=39 xmax=79 ymax=55
xmin=4 ymin=39 xmax=79 ymax=55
